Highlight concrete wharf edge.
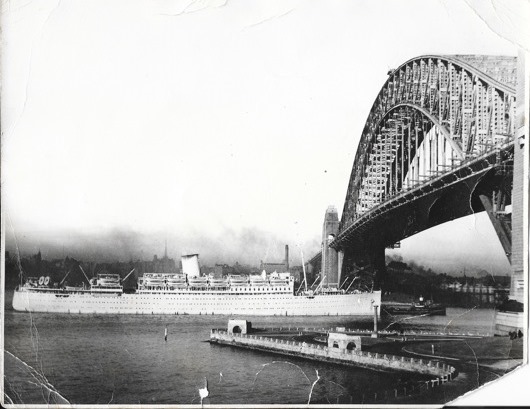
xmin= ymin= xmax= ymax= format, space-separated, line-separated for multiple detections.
xmin=210 ymin=329 xmax=456 ymax=383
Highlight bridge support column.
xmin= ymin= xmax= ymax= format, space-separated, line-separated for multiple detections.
xmin=495 ymin=50 xmax=527 ymax=335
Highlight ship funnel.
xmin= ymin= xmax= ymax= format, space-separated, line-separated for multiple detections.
xmin=181 ymin=254 xmax=200 ymax=277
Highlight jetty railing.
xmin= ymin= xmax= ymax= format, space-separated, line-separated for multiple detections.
xmin=210 ymin=329 xmax=456 ymax=380
xmin=219 ymin=326 xmax=489 ymax=337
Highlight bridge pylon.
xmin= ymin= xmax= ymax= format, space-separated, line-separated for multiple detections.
xmin=321 ymin=206 xmax=340 ymax=288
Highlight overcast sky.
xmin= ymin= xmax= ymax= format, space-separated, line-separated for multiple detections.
xmin=1 ymin=0 xmax=527 ymax=272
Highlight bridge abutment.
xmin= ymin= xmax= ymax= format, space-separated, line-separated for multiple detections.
xmin=509 ymin=50 xmax=526 ymax=306
xmin=495 ymin=50 xmax=527 ymax=335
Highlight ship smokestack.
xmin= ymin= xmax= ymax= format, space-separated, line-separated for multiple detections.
xmin=181 ymin=254 xmax=200 ymax=277
xmin=285 ymin=245 xmax=289 ymax=272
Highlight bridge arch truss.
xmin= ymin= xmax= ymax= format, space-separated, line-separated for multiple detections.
xmin=340 ymin=55 xmax=517 ymax=235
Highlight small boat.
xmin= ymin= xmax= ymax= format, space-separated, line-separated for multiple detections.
xmin=382 ymin=297 xmax=446 ymax=316
xmin=165 ymin=274 xmax=187 ymax=284
xmin=228 ymin=275 xmax=248 ymax=286
xmin=165 ymin=274 xmax=188 ymax=289
xmin=208 ymin=278 xmax=229 ymax=288
xmin=188 ymin=277 xmax=208 ymax=286
xmin=249 ymin=275 xmax=268 ymax=286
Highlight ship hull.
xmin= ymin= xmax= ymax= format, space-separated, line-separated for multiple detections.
xmin=12 ymin=289 xmax=381 ymax=316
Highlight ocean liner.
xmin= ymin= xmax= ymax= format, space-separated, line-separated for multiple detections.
xmin=12 ymin=254 xmax=381 ymax=316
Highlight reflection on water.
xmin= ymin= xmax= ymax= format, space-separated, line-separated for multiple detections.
xmin=381 ymin=307 xmax=497 ymax=335
xmin=3 ymin=305 xmax=497 ymax=405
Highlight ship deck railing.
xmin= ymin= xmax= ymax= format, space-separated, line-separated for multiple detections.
xmin=295 ymin=290 xmax=373 ymax=297
xmin=17 ymin=287 xmax=102 ymax=295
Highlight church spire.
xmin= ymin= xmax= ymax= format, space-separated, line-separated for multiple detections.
xmin=164 ymin=239 xmax=168 ymax=259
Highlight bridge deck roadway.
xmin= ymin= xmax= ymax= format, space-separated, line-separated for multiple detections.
xmin=333 ymin=142 xmax=514 ymax=253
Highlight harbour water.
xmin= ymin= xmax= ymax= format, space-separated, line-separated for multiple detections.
xmin=3 ymin=292 xmax=497 ymax=405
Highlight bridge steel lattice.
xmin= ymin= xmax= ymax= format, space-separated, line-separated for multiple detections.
xmin=310 ymin=55 xmax=518 ymax=290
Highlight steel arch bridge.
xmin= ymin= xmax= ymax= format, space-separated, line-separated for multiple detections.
xmin=310 ymin=55 xmax=517 ymax=289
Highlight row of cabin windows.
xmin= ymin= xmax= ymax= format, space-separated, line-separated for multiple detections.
xmin=58 ymin=294 xmax=330 ymax=302
xmin=134 ymin=288 xmax=290 ymax=295
xmin=141 ymin=286 xmax=289 ymax=291
xmin=68 ymin=297 xmax=294 ymax=302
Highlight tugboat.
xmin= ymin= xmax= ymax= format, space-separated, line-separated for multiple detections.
xmin=382 ymin=296 xmax=446 ymax=316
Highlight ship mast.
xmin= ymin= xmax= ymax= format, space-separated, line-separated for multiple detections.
xmin=122 ymin=268 xmax=136 ymax=283
xmin=59 ymin=270 xmax=72 ymax=286
xmin=300 ymin=249 xmax=308 ymax=292
xmin=78 ymin=265 xmax=91 ymax=284
xmin=345 ymin=276 xmax=358 ymax=293
xmin=314 ymin=274 xmax=326 ymax=294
